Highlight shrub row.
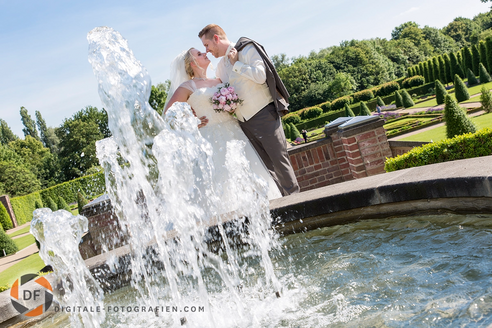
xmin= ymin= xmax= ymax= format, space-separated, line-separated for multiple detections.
xmin=353 ymin=89 xmax=374 ymax=103
xmin=10 ymin=172 xmax=105 ymax=224
xmin=373 ymin=81 xmax=400 ymax=97
xmin=384 ymin=128 xmax=492 ymax=172
xmin=294 ymin=108 xmax=346 ymax=131
xmin=405 ymin=82 xmax=435 ymax=97
xmin=402 ymin=75 xmax=425 ymax=89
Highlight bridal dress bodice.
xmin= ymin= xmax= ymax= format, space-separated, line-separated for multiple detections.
xmin=183 ymin=80 xmax=282 ymax=211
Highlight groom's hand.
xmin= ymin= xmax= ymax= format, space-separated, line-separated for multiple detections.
xmin=198 ymin=116 xmax=209 ymax=128
xmin=228 ymin=48 xmax=238 ymax=65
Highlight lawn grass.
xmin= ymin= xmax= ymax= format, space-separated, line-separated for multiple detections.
xmin=13 ymin=234 xmax=35 ymax=251
xmin=0 ymin=253 xmax=45 ymax=287
xmin=398 ymin=112 xmax=492 ymax=142
xmin=7 ymin=225 xmax=31 ymax=238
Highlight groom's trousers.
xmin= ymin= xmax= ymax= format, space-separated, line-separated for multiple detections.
xmin=239 ymin=103 xmax=300 ymax=196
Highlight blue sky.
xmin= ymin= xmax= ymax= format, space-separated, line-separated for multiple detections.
xmin=1 ymin=0 xmax=490 ymax=137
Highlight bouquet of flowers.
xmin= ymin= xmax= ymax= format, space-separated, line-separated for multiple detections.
xmin=210 ymin=83 xmax=243 ymax=114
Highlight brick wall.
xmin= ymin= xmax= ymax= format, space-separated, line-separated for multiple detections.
xmin=388 ymin=140 xmax=430 ymax=157
xmin=288 ymin=118 xmax=392 ymax=192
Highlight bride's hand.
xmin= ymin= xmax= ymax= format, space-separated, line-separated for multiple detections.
xmin=198 ymin=116 xmax=209 ymax=128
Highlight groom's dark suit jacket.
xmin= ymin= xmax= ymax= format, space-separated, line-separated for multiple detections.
xmin=234 ymin=37 xmax=290 ymax=115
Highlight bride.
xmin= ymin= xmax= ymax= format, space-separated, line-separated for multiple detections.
xmin=163 ymin=48 xmax=282 ymax=207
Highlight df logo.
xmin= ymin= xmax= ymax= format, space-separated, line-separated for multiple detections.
xmin=10 ymin=274 xmax=53 ymax=317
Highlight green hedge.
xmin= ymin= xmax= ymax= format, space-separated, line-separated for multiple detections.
xmin=385 ymin=128 xmax=492 ymax=172
xmin=353 ymin=90 xmax=374 ymax=103
xmin=405 ymin=82 xmax=434 ymax=97
xmin=10 ymin=172 xmax=105 ymax=224
xmin=295 ymin=108 xmax=346 ymax=131
xmin=402 ymin=75 xmax=425 ymax=89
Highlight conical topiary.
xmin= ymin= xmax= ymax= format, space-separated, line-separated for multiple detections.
xmin=289 ymin=122 xmax=302 ymax=141
xmin=394 ymin=90 xmax=403 ymax=108
xmin=57 ymin=197 xmax=71 ymax=212
xmin=444 ymin=95 xmax=477 ymax=139
xmin=435 ymin=80 xmax=448 ymax=105
xmin=360 ymin=102 xmax=372 ymax=116
xmin=344 ymin=103 xmax=355 ymax=117
xmin=34 ymin=199 xmax=43 ymax=209
xmin=480 ymin=85 xmax=492 ymax=113
xmin=377 ymin=96 xmax=385 ymax=107
xmin=47 ymin=197 xmax=58 ymax=212
xmin=0 ymin=229 xmax=18 ymax=257
xmin=466 ymin=68 xmax=479 ymax=86
xmin=77 ymin=192 xmax=88 ymax=214
xmin=401 ymin=89 xmax=415 ymax=108
xmin=0 ymin=203 xmax=12 ymax=230
xmin=454 ymin=74 xmax=470 ymax=102
xmin=479 ymin=63 xmax=492 ymax=84
xmin=455 ymin=64 xmax=465 ymax=79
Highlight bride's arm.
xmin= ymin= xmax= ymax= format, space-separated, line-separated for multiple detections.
xmin=164 ymin=87 xmax=192 ymax=113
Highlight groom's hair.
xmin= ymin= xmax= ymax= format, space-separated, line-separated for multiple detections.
xmin=198 ymin=24 xmax=227 ymax=40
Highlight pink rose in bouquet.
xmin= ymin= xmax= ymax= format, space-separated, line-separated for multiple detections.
xmin=210 ymin=82 xmax=243 ymax=114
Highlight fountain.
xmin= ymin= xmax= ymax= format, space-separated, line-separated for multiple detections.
xmin=2 ymin=27 xmax=492 ymax=327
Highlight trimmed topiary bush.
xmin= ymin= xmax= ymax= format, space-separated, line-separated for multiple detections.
xmin=283 ymin=123 xmax=291 ymax=140
xmin=466 ymin=68 xmax=479 ymax=87
xmin=480 ymin=86 xmax=492 ymax=113
xmin=0 ymin=229 xmax=18 ymax=257
xmin=359 ymin=102 xmax=372 ymax=116
xmin=385 ymin=128 xmax=492 ymax=172
xmin=331 ymin=96 xmax=352 ymax=111
xmin=394 ymin=90 xmax=403 ymax=108
xmin=454 ymin=74 xmax=470 ymax=102
xmin=289 ymin=123 xmax=302 ymax=140
xmin=34 ymin=199 xmax=43 ymax=209
xmin=57 ymin=196 xmax=71 ymax=212
xmin=375 ymin=81 xmax=400 ymax=97
xmin=444 ymin=95 xmax=477 ymax=139
xmin=344 ymin=103 xmax=355 ymax=117
xmin=47 ymin=197 xmax=58 ymax=212
xmin=401 ymin=89 xmax=414 ymax=108
xmin=0 ymin=203 xmax=13 ymax=230
xmin=377 ymin=96 xmax=385 ymax=107
xmin=479 ymin=63 xmax=492 ymax=84
xmin=353 ymin=90 xmax=374 ymax=103
xmin=294 ymin=108 xmax=346 ymax=131
xmin=304 ymin=107 xmax=323 ymax=120
xmin=402 ymin=75 xmax=425 ymax=89
xmin=282 ymin=113 xmax=301 ymax=125
xmin=455 ymin=64 xmax=465 ymax=79
xmin=319 ymin=101 xmax=331 ymax=113
xmin=435 ymin=80 xmax=448 ymax=105
xmin=77 ymin=192 xmax=88 ymax=214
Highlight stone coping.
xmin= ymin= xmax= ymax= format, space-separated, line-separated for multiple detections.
xmin=2 ymin=155 xmax=492 ymax=324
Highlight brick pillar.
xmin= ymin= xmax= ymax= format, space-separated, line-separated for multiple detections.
xmin=339 ymin=118 xmax=392 ymax=177
xmin=0 ymin=195 xmax=18 ymax=228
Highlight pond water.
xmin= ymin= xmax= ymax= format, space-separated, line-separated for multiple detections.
xmin=35 ymin=213 xmax=492 ymax=327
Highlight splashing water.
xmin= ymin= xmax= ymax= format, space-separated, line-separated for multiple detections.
xmin=28 ymin=26 xmax=282 ymax=327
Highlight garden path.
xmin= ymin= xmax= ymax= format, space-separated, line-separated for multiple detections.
xmin=0 ymin=222 xmax=38 ymax=273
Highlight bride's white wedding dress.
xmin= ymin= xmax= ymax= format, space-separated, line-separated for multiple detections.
xmin=182 ymin=80 xmax=282 ymax=210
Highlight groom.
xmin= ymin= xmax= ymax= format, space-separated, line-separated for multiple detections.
xmin=199 ymin=24 xmax=299 ymax=196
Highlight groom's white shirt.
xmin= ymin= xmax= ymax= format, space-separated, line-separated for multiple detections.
xmin=216 ymin=43 xmax=273 ymax=122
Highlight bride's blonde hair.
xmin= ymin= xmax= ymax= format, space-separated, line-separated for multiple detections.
xmin=184 ymin=48 xmax=205 ymax=79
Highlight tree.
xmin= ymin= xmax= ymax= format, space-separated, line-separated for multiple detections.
xmin=77 ymin=192 xmax=88 ymax=214
xmin=19 ymin=107 xmax=39 ymax=141
xmin=443 ymin=18 xmax=481 ymax=47
xmin=57 ymin=117 xmax=104 ymax=180
xmin=467 ymin=68 xmax=479 ymax=86
xmin=432 ymin=57 xmax=441 ymax=83
xmin=344 ymin=103 xmax=355 ymax=117
xmin=472 ymin=44 xmax=480 ymax=74
xmin=443 ymin=53 xmax=452 ymax=84
xmin=444 ymin=95 xmax=477 ymax=138
xmin=272 ymin=53 xmax=290 ymax=71
xmin=0 ymin=161 xmax=41 ymax=197
xmin=479 ymin=62 xmax=492 ymax=83
xmin=463 ymin=46 xmax=474 ymax=72
xmin=422 ymin=25 xmax=459 ymax=54
xmin=455 ymin=64 xmax=465 ymax=79
xmin=394 ymin=90 xmax=403 ymax=108
xmin=328 ymin=72 xmax=356 ymax=99
xmin=0 ymin=119 xmax=18 ymax=145
xmin=0 ymin=229 xmax=18 ymax=257
xmin=391 ymin=21 xmax=420 ymax=40
xmin=487 ymin=38 xmax=492 ymax=73
xmin=149 ymin=82 xmax=170 ymax=115
xmin=454 ymin=74 xmax=470 ymax=102
xmin=0 ymin=203 xmax=13 ymax=230
xmin=35 ymin=111 xmax=49 ymax=149
xmin=480 ymin=41 xmax=487 ymax=65
xmin=360 ymin=102 xmax=372 ymax=116
xmin=438 ymin=55 xmax=447 ymax=83
xmin=480 ymin=85 xmax=492 ymax=113
xmin=401 ymin=89 xmax=415 ymax=108
xmin=428 ymin=59 xmax=435 ymax=82
xmin=449 ymin=52 xmax=459 ymax=80
xmin=435 ymin=80 xmax=448 ymax=105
